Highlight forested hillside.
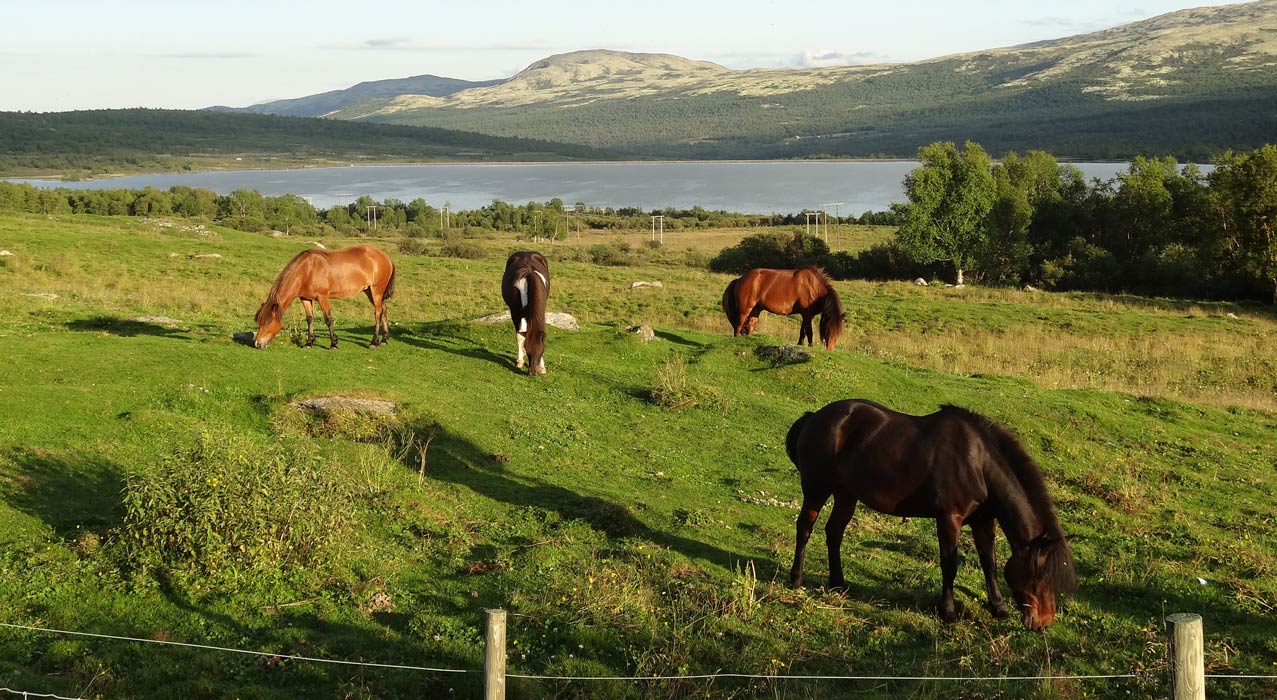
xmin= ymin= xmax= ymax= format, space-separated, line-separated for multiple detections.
xmin=0 ymin=109 xmax=610 ymax=176
xmin=322 ymin=2 xmax=1277 ymax=159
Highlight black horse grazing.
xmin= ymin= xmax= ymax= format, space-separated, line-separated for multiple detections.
xmin=501 ymin=251 xmax=550 ymax=375
xmin=786 ymin=399 xmax=1076 ymax=630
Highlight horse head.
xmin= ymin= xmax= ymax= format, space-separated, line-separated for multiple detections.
xmin=1004 ymin=534 xmax=1075 ymax=631
xmin=253 ymin=300 xmax=283 ymax=349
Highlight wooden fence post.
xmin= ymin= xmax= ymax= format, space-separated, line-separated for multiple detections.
xmin=1167 ymin=613 xmax=1205 ymax=700
xmin=484 ymin=609 xmax=507 ymax=700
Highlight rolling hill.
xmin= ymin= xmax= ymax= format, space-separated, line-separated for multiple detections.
xmin=298 ymin=1 xmax=1277 ymax=159
xmin=207 ymin=74 xmax=505 ymax=118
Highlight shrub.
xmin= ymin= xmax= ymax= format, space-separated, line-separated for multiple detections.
xmin=649 ymin=357 xmax=725 ymax=410
xmin=708 ymin=231 xmax=829 ymax=274
xmin=436 ymin=241 xmax=486 ymax=259
xmin=118 ymin=431 xmax=355 ymax=580
xmin=398 ymin=238 xmax=429 ymax=256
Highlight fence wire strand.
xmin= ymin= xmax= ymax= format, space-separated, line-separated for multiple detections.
xmin=0 ymin=622 xmax=465 ymax=674
xmin=4 ymin=620 xmax=1275 ymax=685
xmin=1 ymin=687 xmax=92 ymax=700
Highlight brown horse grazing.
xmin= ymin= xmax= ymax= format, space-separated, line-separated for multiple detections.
xmin=501 ymin=251 xmax=550 ymax=375
xmin=722 ymin=267 xmax=844 ymax=350
xmin=253 ymin=245 xmax=396 ymax=350
xmin=787 ymin=400 xmax=1076 ymax=631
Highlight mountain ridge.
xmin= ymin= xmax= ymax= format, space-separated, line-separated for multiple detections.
xmin=210 ymin=1 xmax=1277 ymax=159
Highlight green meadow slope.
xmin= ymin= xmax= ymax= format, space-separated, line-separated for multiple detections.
xmin=0 ymin=213 xmax=1274 ymax=699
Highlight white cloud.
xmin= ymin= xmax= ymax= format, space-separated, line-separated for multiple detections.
xmin=798 ymin=49 xmax=889 ymax=68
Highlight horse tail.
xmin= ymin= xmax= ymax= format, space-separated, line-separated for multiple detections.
xmin=382 ymin=262 xmax=397 ymax=301
xmin=785 ymin=411 xmax=813 ymax=468
xmin=721 ymin=278 xmax=741 ymax=334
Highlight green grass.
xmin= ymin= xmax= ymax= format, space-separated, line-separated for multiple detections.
xmin=0 ymin=213 xmax=1274 ymax=699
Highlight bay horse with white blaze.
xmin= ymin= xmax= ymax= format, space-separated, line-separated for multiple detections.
xmin=253 ymin=245 xmax=396 ymax=350
xmin=722 ymin=267 xmax=844 ymax=350
xmin=787 ymin=399 xmax=1076 ymax=630
xmin=501 ymin=251 xmax=550 ymax=375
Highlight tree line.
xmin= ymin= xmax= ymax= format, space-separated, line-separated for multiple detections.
xmin=711 ymin=142 xmax=1277 ymax=303
xmin=0 ymin=183 xmax=892 ymax=239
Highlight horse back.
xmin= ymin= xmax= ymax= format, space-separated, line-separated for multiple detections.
xmin=738 ymin=267 xmax=828 ymax=314
xmin=502 ymin=251 xmax=550 ymax=321
xmin=293 ymin=246 xmax=392 ymax=299
xmin=794 ymin=399 xmax=990 ymax=517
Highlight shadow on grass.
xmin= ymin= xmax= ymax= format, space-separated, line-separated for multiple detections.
xmin=395 ymin=321 xmax=522 ymax=374
xmin=416 ymin=422 xmax=770 ymax=575
xmin=64 ymin=316 xmax=204 ymax=339
xmin=0 ymin=446 xmax=124 ymax=537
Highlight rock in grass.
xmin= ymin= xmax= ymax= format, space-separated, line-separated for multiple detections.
xmin=473 ymin=311 xmax=580 ymax=331
xmin=913 ymin=278 xmax=928 ymax=286
xmin=289 ymin=396 xmax=397 ymax=417
xmin=756 ymin=345 xmax=811 ymax=365
xmin=627 ymin=325 xmax=656 ymax=342
xmin=630 ymin=280 xmax=663 ymax=289
xmin=130 ymin=316 xmax=181 ymax=325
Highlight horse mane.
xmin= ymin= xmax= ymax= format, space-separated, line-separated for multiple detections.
xmin=941 ymin=405 xmax=1077 ymax=595
xmin=812 ymin=269 xmax=844 ymax=348
xmin=721 ymin=278 xmax=741 ymax=327
xmin=256 ymin=250 xmax=314 ymax=323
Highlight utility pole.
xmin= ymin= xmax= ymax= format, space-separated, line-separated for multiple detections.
xmin=365 ymin=205 xmax=379 ymax=231
xmin=440 ymin=203 xmax=451 ymax=231
xmin=821 ymin=202 xmax=843 ymax=244
xmin=650 ymin=215 xmax=664 ymax=244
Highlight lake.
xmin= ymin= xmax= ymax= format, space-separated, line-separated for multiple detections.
xmin=11 ymin=161 xmax=1136 ymax=214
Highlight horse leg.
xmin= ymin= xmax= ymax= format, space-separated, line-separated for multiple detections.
xmin=799 ymin=314 xmax=814 ymax=347
xmin=937 ymin=514 xmax=963 ymax=622
xmin=745 ymin=309 xmax=761 ymax=335
xmin=364 ymin=288 xmax=380 ymax=348
xmin=790 ymin=491 xmax=830 ymax=589
xmin=300 ymin=299 xmax=316 ymax=348
xmin=824 ymin=494 xmax=857 ymax=592
xmin=516 ymin=331 xmax=527 ymax=369
xmin=319 ymin=297 xmax=337 ymax=350
xmin=971 ymin=519 xmax=1009 ymax=618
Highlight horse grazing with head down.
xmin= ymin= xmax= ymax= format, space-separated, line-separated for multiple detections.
xmin=722 ymin=267 xmax=844 ymax=350
xmin=501 ymin=251 xmax=550 ymax=375
xmin=253 ymin=245 xmax=396 ymax=350
xmin=787 ymin=399 xmax=1076 ymax=631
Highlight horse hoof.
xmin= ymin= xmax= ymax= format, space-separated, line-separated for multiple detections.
xmin=368 ymin=343 xmax=378 ymax=349
xmin=939 ymin=607 xmax=960 ymax=624
xmin=328 ymin=345 xmax=338 ymax=351
xmin=989 ymin=604 xmax=1010 ymax=619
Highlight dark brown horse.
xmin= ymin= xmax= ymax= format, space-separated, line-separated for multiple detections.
xmin=787 ymin=399 xmax=1076 ymax=630
xmin=501 ymin=251 xmax=550 ymax=375
xmin=722 ymin=267 xmax=844 ymax=350
xmin=253 ymin=245 xmax=396 ymax=350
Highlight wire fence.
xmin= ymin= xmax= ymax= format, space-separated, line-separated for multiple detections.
xmin=2 ymin=616 xmax=1275 ymax=697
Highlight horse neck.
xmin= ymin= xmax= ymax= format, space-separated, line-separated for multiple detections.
xmin=985 ymin=464 xmax=1047 ymax=551
xmin=267 ymin=258 xmax=306 ymax=311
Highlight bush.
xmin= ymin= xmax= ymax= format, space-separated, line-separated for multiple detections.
xmin=587 ymin=242 xmax=640 ymax=266
xmin=436 ymin=241 xmax=486 ymax=260
xmin=708 ymin=231 xmax=829 ymax=274
xmin=1039 ymin=237 xmax=1121 ymax=292
xmin=118 ymin=432 xmax=355 ymax=580
xmin=398 ymin=238 xmax=430 ymax=255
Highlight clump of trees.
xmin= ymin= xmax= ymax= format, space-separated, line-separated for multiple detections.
xmin=849 ymin=142 xmax=1277 ymax=302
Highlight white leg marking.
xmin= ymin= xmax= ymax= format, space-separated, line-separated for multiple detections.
xmin=516 ymin=332 xmax=526 ymax=368
xmin=519 ymin=317 xmax=528 ymax=332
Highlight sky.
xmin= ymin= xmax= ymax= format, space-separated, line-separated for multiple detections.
xmin=0 ymin=0 xmax=1244 ymax=112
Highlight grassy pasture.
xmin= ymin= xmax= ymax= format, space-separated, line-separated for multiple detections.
xmin=0 ymin=213 xmax=1274 ymax=699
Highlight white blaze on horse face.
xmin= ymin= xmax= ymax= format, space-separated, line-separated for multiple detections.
xmin=519 ymin=317 xmax=528 ymax=332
